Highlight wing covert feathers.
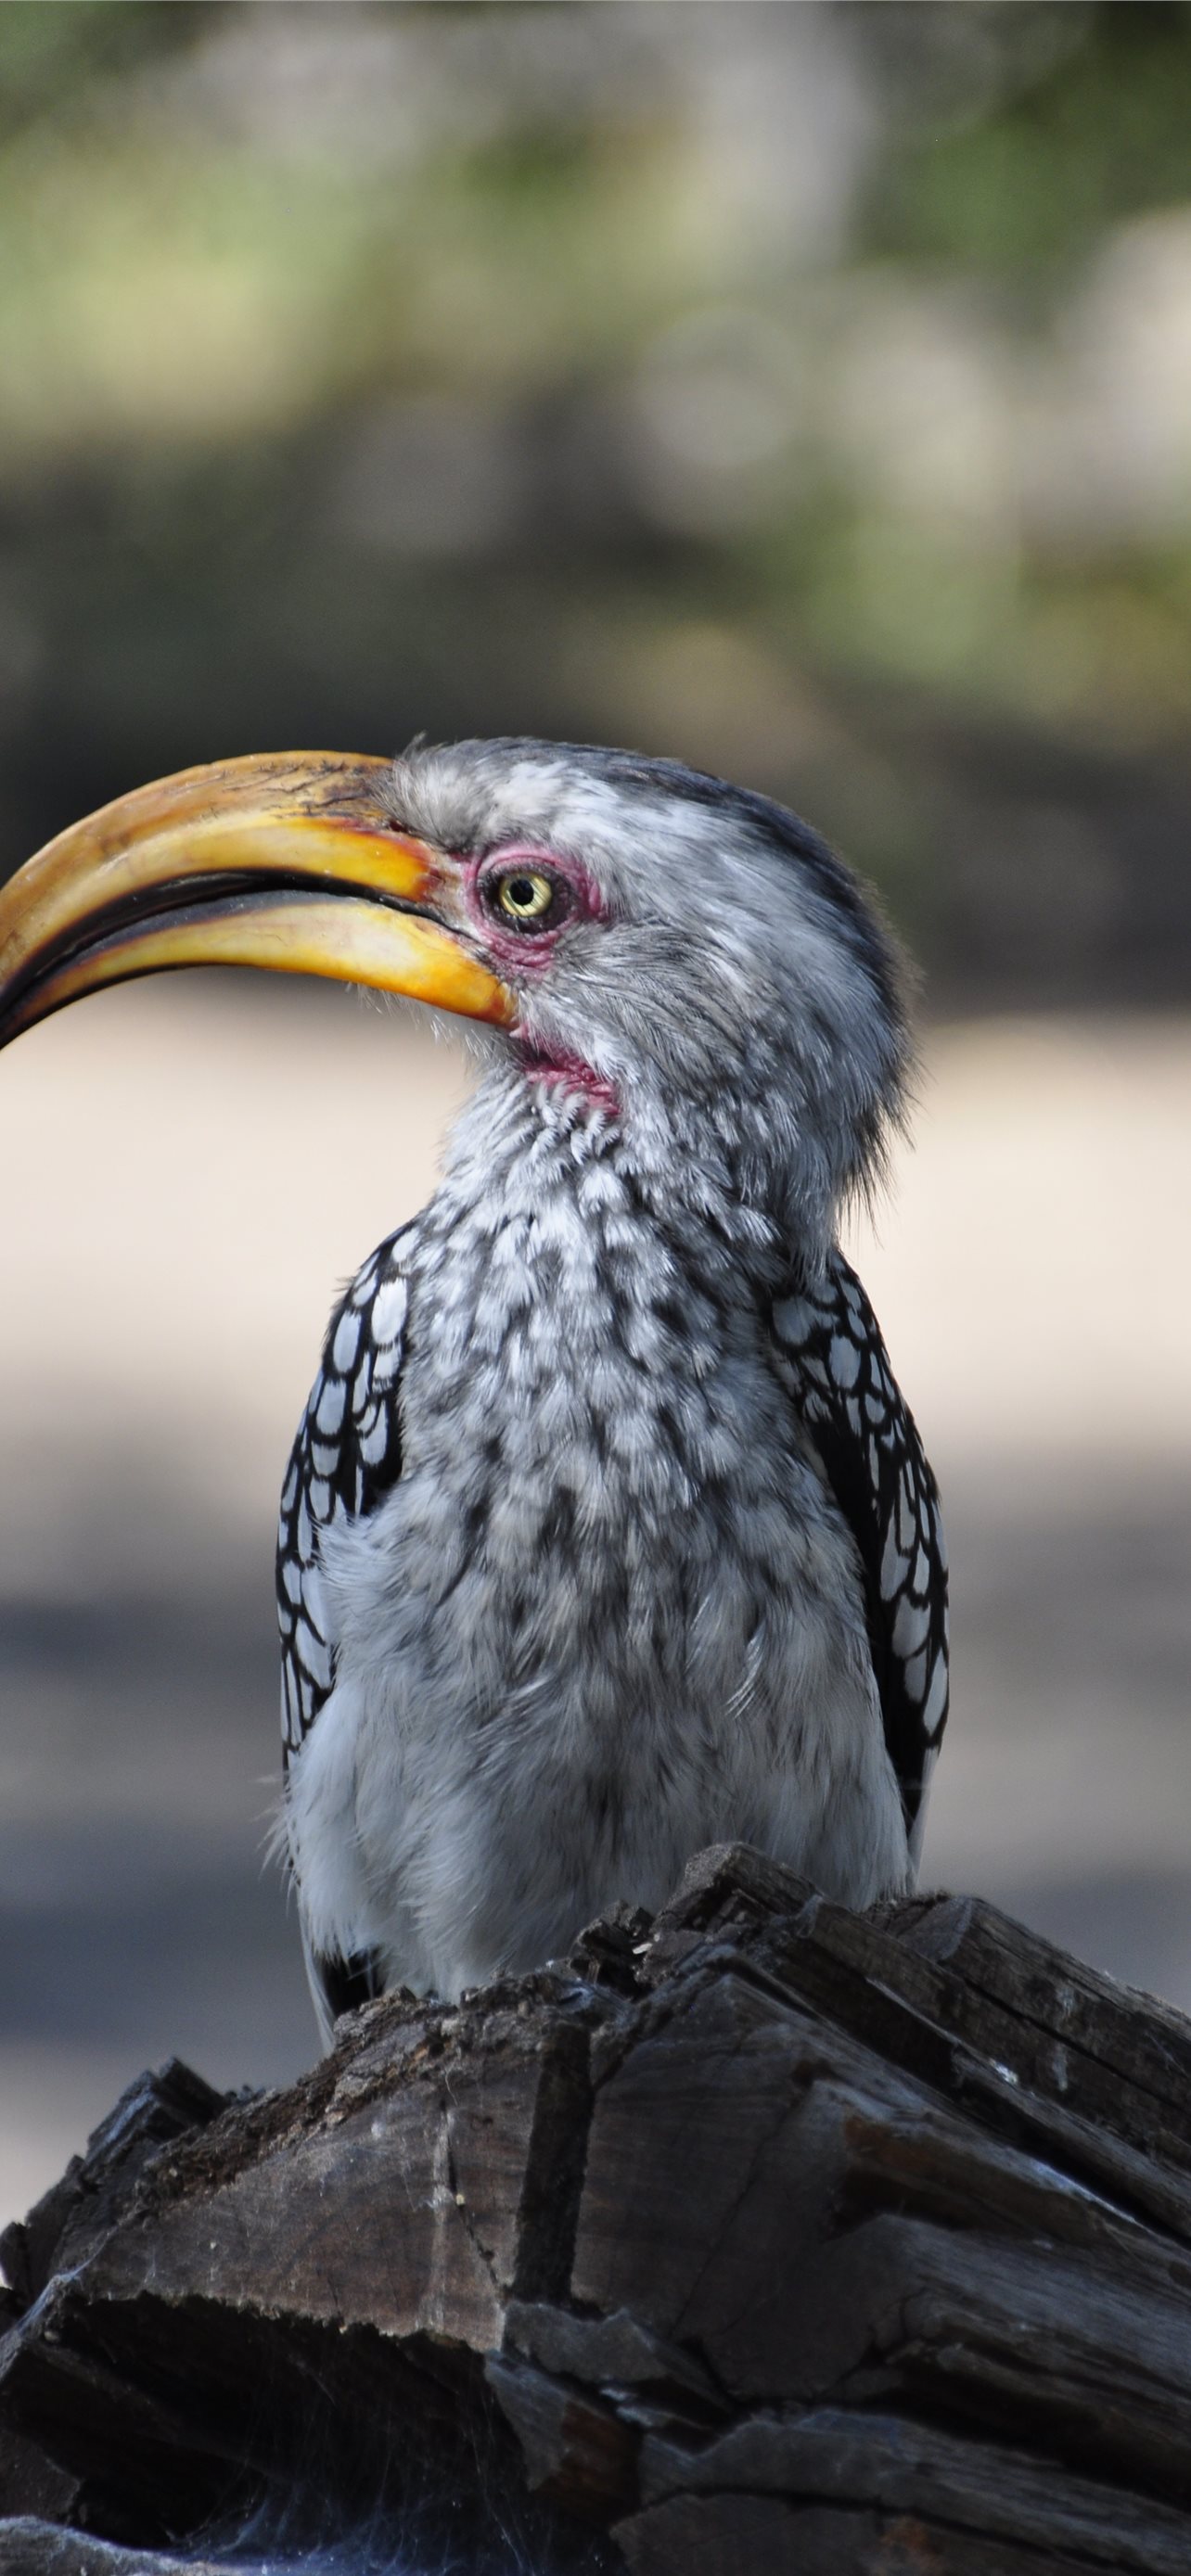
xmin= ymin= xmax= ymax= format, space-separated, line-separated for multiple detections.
xmin=275 ymin=1224 xmax=414 ymax=1763
xmin=772 ymin=1252 xmax=949 ymax=1853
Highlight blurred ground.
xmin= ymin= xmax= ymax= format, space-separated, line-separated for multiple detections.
xmin=1 ymin=979 xmax=1187 ymax=2226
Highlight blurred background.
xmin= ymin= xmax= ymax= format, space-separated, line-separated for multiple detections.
xmin=1 ymin=0 xmax=1189 ymax=2225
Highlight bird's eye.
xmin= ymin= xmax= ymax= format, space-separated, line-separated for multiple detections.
xmin=493 ymin=870 xmax=557 ymax=928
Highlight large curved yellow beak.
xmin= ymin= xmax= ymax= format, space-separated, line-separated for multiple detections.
xmin=0 ymin=750 xmax=515 ymax=1047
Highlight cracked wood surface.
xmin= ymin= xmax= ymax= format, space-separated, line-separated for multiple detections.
xmin=3 ymin=1844 xmax=1191 ymax=2572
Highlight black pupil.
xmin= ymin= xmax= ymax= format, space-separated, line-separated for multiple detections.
xmin=507 ymin=877 xmax=540 ymax=911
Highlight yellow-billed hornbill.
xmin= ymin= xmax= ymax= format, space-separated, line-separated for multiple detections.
xmin=0 ymin=740 xmax=947 ymax=2041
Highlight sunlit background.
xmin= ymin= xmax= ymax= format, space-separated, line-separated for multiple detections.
xmin=2 ymin=0 xmax=1190 ymax=2225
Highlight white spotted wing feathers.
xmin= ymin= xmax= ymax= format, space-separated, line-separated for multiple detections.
xmin=772 ymin=1252 xmax=949 ymax=1859
xmin=275 ymin=1226 xmax=414 ymax=1764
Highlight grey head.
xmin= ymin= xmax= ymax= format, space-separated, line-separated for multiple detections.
xmin=386 ymin=735 xmax=911 ymax=1262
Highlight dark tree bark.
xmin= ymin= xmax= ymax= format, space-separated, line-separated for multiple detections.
xmin=4 ymin=1846 xmax=1191 ymax=2572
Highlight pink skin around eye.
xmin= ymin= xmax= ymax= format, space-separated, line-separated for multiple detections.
xmin=461 ymin=843 xmax=607 ymax=966
xmin=460 ymin=845 xmax=620 ymax=1116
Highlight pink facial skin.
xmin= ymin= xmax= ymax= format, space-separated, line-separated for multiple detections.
xmin=461 ymin=844 xmax=621 ymax=1116
xmin=518 ymin=1042 xmax=621 ymax=1117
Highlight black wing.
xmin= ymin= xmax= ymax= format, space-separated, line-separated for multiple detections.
xmin=275 ymin=1222 xmax=415 ymax=2021
xmin=770 ymin=1250 xmax=949 ymax=1856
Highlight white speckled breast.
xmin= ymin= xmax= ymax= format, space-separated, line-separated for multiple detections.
xmin=286 ymin=1069 xmax=910 ymax=1999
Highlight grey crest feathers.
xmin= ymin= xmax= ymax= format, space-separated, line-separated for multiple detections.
xmin=276 ymin=735 xmax=946 ymax=2042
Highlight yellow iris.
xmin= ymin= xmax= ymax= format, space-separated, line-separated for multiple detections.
xmin=497 ymin=871 xmax=555 ymax=924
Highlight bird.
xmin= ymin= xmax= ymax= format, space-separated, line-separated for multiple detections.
xmin=0 ymin=737 xmax=948 ymax=2044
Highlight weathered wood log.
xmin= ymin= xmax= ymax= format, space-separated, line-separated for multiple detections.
xmin=4 ymin=1844 xmax=1191 ymax=2572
